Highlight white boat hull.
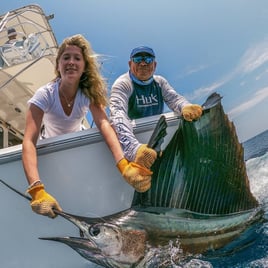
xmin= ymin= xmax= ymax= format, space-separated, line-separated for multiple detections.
xmin=0 ymin=112 xmax=179 ymax=267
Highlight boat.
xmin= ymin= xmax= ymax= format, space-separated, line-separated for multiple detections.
xmin=0 ymin=4 xmax=58 ymax=149
xmin=0 ymin=5 xmax=263 ymax=268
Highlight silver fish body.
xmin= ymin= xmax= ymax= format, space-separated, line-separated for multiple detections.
xmin=41 ymin=207 xmax=264 ymax=267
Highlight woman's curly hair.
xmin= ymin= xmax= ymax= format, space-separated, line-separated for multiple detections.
xmin=55 ymin=34 xmax=108 ymax=107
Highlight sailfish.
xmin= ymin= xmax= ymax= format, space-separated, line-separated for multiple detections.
xmin=2 ymin=93 xmax=264 ymax=267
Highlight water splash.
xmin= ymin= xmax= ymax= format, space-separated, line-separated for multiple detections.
xmin=246 ymin=152 xmax=268 ymax=204
xmin=137 ymin=239 xmax=212 ymax=268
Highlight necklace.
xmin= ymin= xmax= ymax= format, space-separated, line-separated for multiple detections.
xmin=60 ymin=90 xmax=75 ymax=107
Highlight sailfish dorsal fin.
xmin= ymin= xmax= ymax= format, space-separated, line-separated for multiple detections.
xmin=132 ymin=93 xmax=258 ymax=214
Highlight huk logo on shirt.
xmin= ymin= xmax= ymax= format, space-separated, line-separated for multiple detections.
xmin=136 ymin=94 xmax=159 ymax=107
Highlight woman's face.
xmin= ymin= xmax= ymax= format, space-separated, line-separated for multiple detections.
xmin=57 ymin=45 xmax=85 ymax=83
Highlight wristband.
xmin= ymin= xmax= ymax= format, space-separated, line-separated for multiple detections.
xmin=28 ymin=180 xmax=42 ymax=190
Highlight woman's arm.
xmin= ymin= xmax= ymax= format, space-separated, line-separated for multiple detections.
xmin=22 ymin=104 xmax=44 ymax=185
xmin=22 ymin=103 xmax=61 ymax=218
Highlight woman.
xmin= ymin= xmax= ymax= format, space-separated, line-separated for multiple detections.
xmin=22 ymin=34 xmax=151 ymax=218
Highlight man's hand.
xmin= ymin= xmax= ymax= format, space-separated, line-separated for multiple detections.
xmin=182 ymin=104 xmax=203 ymax=121
xmin=27 ymin=184 xmax=62 ymax=218
xmin=117 ymin=158 xmax=152 ymax=192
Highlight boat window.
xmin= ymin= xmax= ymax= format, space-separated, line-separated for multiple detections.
xmin=0 ymin=127 xmax=23 ymax=149
xmin=0 ymin=127 xmax=3 ymax=148
xmin=8 ymin=130 xmax=23 ymax=147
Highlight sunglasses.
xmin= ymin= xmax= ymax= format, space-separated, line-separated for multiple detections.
xmin=132 ymin=55 xmax=155 ymax=64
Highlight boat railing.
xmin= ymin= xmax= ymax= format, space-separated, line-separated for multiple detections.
xmin=0 ymin=6 xmax=57 ymax=69
xmin=1 ymin=41 xmax=30 ymax=66
xmin=0 ymin=11 xmax=10 ymax=33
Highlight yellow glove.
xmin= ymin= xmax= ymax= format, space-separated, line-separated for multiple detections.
xmin=134 ymin=144 xmax=157 ymax=169
xmin=182 ymin=104 xmax=203 ymax=121
xmin=117 ymin=158 xmax=152 ymax=192
xmin=27 ymin=184 xmax=62 ymax=218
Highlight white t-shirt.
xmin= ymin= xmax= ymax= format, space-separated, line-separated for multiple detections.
xmin=28 ymin=78 xmax=90 ymax=138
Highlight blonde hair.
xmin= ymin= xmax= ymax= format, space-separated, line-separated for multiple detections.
xmin=55 ymin=34 xmax=108 ymax=106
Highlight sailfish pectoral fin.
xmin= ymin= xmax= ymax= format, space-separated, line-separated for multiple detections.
xmin=147 ymin=115 xmax=167 ymax=153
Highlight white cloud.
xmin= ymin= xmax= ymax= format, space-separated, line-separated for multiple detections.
xmin=255 ymin=68 xmax=268 ymax=81
xmin=191 ymin=38 xmax=268 ymax=101
xmin=228 ymin=86 xmax=268 ymax=118
xmin=238 ymin=40 xmax=268 ymax=74
xmin=179 ymin=64 xmax=209 ymax=79
xmin=188 ymin=80 xmax=226 ymax=100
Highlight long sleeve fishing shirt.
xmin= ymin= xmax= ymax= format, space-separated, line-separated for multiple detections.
xmin=110 ymin=71 xmax=191 ymax=161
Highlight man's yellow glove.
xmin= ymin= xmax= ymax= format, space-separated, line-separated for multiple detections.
xmin=182 ymin=104 xmax=203 ymax=121
xmin=117 ymin=158 xmax=152 ymax=192
xmin=27 ymin=184 xmax=62 ymax=218
xmin=134 ymin=144 xmax=157 ymax=169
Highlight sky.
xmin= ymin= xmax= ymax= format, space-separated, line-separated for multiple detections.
xmin=1 ymin=0 xmax=268 ymax=142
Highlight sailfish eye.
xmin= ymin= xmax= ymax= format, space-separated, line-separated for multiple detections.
xmin=89 ymin=226 xmax=100 ymax=236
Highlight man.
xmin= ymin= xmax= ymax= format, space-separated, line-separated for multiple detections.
xmin=5 ymin=28 xmax=18 ymax=44
xmin=5 ymin=27 xmax=24 ymax=46
xmin=110 ymin=46 xmax=203 ymax=187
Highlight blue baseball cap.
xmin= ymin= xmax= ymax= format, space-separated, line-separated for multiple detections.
xmin=130 ymin=46 xmax=155 ymax=58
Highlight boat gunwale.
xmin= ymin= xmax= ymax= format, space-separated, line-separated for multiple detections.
xmin=0 ymin=112 xmax=181 ymax=164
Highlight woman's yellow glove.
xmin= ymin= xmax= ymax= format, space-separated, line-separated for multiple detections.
xmin=27 ymin=184 xmax=62 ymax=218
xmin=117 ymin=158 xmax=152 ymax=192
xmin=134 ymin=144 xmax=157 ymax=169
xmin=182 ymin=104 xmax=203 ymax=121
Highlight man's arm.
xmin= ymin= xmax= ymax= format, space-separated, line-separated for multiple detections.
xmin=109 ymin=74 xmax=141 ymax=161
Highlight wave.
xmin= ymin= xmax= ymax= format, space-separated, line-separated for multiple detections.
xmin=243 ymin=129 xmax=268 ymax=161
xmin=246 ymin=151 xmax=268 ymax=204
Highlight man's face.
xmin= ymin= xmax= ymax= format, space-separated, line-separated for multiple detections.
xmin=129 ymin=53 xmax=156 ymax=81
